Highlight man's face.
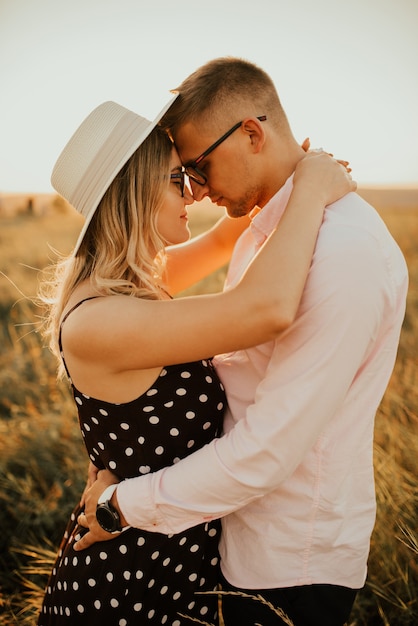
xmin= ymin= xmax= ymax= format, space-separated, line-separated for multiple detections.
xmin=174 ymin=120 xmax=261 ymax=218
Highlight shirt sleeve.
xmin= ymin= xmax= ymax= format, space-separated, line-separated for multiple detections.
xmin=117 ymin=219 xmax=405 ymax=534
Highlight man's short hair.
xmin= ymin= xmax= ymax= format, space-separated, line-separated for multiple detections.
xmin=162 ymin=57 xmax=290 ymax=137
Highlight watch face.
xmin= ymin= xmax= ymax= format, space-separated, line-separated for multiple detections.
xmin=96 ymin=502 xmax=121 ymax=533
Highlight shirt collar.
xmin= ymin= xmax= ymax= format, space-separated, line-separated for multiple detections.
xmin=250 ymin=174 xmax=294 ymax=246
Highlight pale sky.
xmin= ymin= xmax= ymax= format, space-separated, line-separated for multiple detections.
xmin=1 ymin=0 xmax=417 ymax=193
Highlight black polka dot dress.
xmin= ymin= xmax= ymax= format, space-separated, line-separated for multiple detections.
xmin=38 ymin=353 xmax=225 ymax=625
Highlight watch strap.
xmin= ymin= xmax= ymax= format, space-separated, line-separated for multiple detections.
xmin=97 ymin=482 xmax=131 ymax=533
xmin=98 ymin=483 xmax=119 ymax=505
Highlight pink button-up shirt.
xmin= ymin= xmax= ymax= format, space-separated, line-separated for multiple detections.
xmin=118 ymin=178 xmax=408 ymax=590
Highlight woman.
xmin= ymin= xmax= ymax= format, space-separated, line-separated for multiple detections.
xmin=37 ymin=96 xmax=354 ymax=625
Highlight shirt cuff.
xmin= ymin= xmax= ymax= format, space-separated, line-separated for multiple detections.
xmin=116 ymin=474 xmax=166 ymax=532
xmin=115 ymin=468 xmax=218 ymax=535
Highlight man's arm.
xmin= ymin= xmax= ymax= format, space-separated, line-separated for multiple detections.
xmin=75 ymin=210 xmax=406 ymax=550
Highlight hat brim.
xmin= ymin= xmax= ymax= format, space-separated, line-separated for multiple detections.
xmin=66 ymin=93 xmax=179 ymax=256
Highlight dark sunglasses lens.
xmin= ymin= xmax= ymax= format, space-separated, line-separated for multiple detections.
xmin=185 ymin=166 xmax=206 ymax=186
xmin=170 ymin=172 xmax=185 ymax=196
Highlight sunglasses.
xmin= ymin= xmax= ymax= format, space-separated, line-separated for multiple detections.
xmin=184 ymin=115 xmax=267 ymax=186
xmin=170 ymin=170 xmax=186 ymax=197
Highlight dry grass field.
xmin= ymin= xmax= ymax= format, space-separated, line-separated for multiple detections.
xmin=0 ymin=190 xmax=417 ymax=624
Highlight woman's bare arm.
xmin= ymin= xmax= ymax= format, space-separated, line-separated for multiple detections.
xmin=163 ymin=211 xmax=250 ymax=294
xmin=63 ymin=152 xmax=356 ymax=372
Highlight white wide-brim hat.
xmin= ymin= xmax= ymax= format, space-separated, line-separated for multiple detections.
xmin=51 ymin=93 xmax=179 ymax=255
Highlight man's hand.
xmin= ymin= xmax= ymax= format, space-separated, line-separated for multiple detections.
xmin=79 ymin=461 xmax=100 ymax=507
xmin=74 ymin=469 xmax=121 ymax=551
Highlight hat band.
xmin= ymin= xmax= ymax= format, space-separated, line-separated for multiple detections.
xmin=72 ymin=114 xmax=153 ymax=219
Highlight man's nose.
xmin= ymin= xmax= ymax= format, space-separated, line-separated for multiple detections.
xmin=189 ymin=178 xmax=209 ymax=202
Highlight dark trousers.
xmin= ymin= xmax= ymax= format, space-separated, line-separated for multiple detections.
xmin=220 ymin=573 xmax=359 ymax=626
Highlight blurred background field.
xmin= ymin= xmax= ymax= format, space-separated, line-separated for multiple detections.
xmin=0 ymin=190 xmax=417 ymax=624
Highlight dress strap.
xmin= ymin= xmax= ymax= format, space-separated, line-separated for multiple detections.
xmin=58 ymin=296 xmax=102 ymax=379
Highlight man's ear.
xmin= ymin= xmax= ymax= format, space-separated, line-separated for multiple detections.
xmin=241 ymin=117 xmax=266 ymax=153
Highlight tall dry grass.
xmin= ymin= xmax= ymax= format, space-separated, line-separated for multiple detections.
xmin=0 ymin=197 xmax=417 ymax=624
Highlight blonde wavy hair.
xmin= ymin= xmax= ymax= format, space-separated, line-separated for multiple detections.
xmin=39 ymin=125 xmax=173 ymax=373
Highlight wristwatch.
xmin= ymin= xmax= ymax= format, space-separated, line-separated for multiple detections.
xmin=96 ymin=483 xmax=122 ymax=533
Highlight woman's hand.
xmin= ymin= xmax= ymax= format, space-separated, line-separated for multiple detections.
xmin=293 ymin=150 xmax=357 ymax=207
xmin=301 ymin=137 xmax=351 ymax=173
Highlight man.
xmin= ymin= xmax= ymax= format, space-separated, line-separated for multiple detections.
xmin=77 ymin=58 xmax=408 ymax=625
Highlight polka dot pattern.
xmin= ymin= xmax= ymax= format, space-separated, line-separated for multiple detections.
xmin=38 ymin=360 xmax=224 ymax=625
